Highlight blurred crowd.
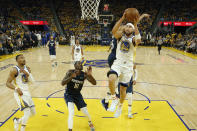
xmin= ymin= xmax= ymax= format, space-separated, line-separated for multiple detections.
xmin=0 ymin=0 xmax=196 ymax=56
xmin=58 ymin=0 xmax=101 ymax=45
xmin=140 ymin=32 xmax=197 ymax=54
xmin=160 ymin=0 xmax=197 ymax=21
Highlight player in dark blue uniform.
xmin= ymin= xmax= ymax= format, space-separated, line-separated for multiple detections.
xmin=61 ymin=61 xmax=96 ymax=131
xmin=46 ymin=36 xmax=58 ymax=68
xmin=107 ymin=37 xmax=117 ymax=68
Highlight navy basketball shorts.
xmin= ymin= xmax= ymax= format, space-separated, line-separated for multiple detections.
xmin=107 ymin=53 xmax=116 ymax=68
xmin=64 ymin=93 xmax=87 ymax=111
xmin=49 ymin=49 xmax=56 ymax=55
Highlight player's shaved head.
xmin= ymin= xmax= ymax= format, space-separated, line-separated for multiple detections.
xmin=74 ymin=61 xmax=83 ymax=70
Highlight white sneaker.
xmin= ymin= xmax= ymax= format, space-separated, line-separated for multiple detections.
xmin=13 ymin=117 xmax=19 ymax=131
xmin=128 ymin=113 xmax=133 ymax=119
xmin=114 ymin=106 xmax=122 ymax=118
xmin=107 ymin=99 xmax=119 ymax=112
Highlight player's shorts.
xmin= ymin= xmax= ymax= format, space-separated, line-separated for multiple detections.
xmin=109 ymin=59 xmax=133 ymax=87
xmin=74 ymin=55 xmax=82 ymax=62
xmin=14 ymin=92 xmax=34 ymax=111
xmin=107 ymin=53 xmax=116 ymax=68
xmin=64 ymin=93 xmax=87 ymax=111
xmin=49 ymin=49 xmax=56 ymax=56
xmin=116 ymin=77 xmax=133 ymax=98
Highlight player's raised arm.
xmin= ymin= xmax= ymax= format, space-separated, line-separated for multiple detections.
xmin=133 ymin=18 xmax=141 ymax=46
xmin=81 ymin=45 xmax=84 ymax=60
xmin=72 ymin=45 xmax=74 ymax=60
xmin=61 ymin=70 xmax=76 ymax=86
xmin=112 ymin=12 xmax=126 ymax=39
xmin=85 ymin=66 xmax=96 ymax=85
xmin=139 ymin=13 xmax=150 ymax=22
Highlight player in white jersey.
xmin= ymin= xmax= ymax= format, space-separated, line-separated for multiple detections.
xmin=107 ymin=11 xmax=142 ymax=118
xmin=6 ymin=54 xmax=35 ymax=131
xmin=72 ymin=39 xmax=84 ymax=62
xmin=70 ymin=35 xmax=75 ymax=46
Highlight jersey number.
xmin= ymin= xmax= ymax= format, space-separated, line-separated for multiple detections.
xmin=74 ymin=83 xmax=79 ymax=89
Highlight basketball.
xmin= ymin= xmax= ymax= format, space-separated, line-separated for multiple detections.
xmin=125 ymin=8 xmax=140 ymax=22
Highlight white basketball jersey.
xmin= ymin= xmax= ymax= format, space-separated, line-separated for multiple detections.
xmin=74 ymin=45 xmax=82 ymax=61
xmin=13 ymin=65 xmax=30 ymax=92
xmin=116 ymin=35 xmax=135 ymax=63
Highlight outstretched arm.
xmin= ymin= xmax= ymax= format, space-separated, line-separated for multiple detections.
xmin=112 ymin=12 xmax=126 ymax=39
xmin=133 ymin=18 xmax=141 ymax=46
xmin=85 ymin=66 xmax=96 ymax=85
xmin=139 ymin=13 xmax=150 ymax=22
xmin=72 ymin=46 xmax=74 ymax=60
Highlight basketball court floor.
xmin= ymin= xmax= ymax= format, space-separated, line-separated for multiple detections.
xmin=0 ymin=46 xmax=197 ymax=131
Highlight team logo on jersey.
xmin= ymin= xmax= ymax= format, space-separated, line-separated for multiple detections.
xmin=22 ymin=74 xmax=28 ymax=83
xmin=120 ymin=41 xmax=130 ymax=53
xmin=76 ymin=48 xmax=80 ymax=53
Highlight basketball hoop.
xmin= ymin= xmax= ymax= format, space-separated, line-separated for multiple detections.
xmin=79 ymin=0 xmax=100 ymax=20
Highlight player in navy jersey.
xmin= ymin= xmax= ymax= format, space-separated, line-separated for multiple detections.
xmin=46 ymin=36 xmax=58 ymax=69
xmin=61 ymin=61 xmax=96 ymax=131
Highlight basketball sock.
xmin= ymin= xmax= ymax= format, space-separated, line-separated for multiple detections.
xmin=20 ymin=125 xmax=26 ymax=131
xmin=128 ymin=105 xmax=132 ymax=113
xmin=30 ymin=107 xmax=36 ymax=116
xmin=105 ymin=92 xmax=111 ymax=103
xmin=68 ymin=102 xmax=75 ymax=129
xmin=81 ymin=107 xmax=91 ymax=121
xmin=21 ymin=108 xmax=31 ymax=126
xmin=127 ymin=93 xmax=133 ymax=113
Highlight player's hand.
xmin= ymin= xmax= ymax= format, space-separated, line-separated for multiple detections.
xmin=16 ymin=88 xmax=23 ymax=96
xmin=133 ymin=80 xmax=136 ymax=85
xmin=143 ymin=13 xmax=150 ymax=18
xmin=86 ymin=66 xmax=92 ymax=76
xmin=71 ymin=72 xmax=77 ymax=78
xmin=20 ymin=69 xmax=29 ymax=77
xmin=82 ymin=57 xmax=84 ymax=60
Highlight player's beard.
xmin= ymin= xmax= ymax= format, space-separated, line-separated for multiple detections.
xmin=124 ymin=31 xmax=132 ymax=37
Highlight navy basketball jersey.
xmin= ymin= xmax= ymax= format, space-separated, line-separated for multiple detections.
xmin=48 ymin=40 xmax=55 ymax=50
xmin=66 ymin=70 xmax=86 ymax=95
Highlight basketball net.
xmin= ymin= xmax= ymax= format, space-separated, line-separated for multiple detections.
xmin=79 ymin=0 xmax=100 ymax=20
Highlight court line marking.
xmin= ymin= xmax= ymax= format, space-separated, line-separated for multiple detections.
xmin=0 ymin=108 xmax=19 ymax=127
xmin=164 ymin=47 xmax=197 ymax=59
xmin=166 ymin=100 xmax=190 ymax=131
xmin=0 ymin=98 xmax=194 ymax=130
xmin=1 ymin=80 xmax=196 ymax=91
xmin=44 ymin=89 xmax=151 ymax=117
